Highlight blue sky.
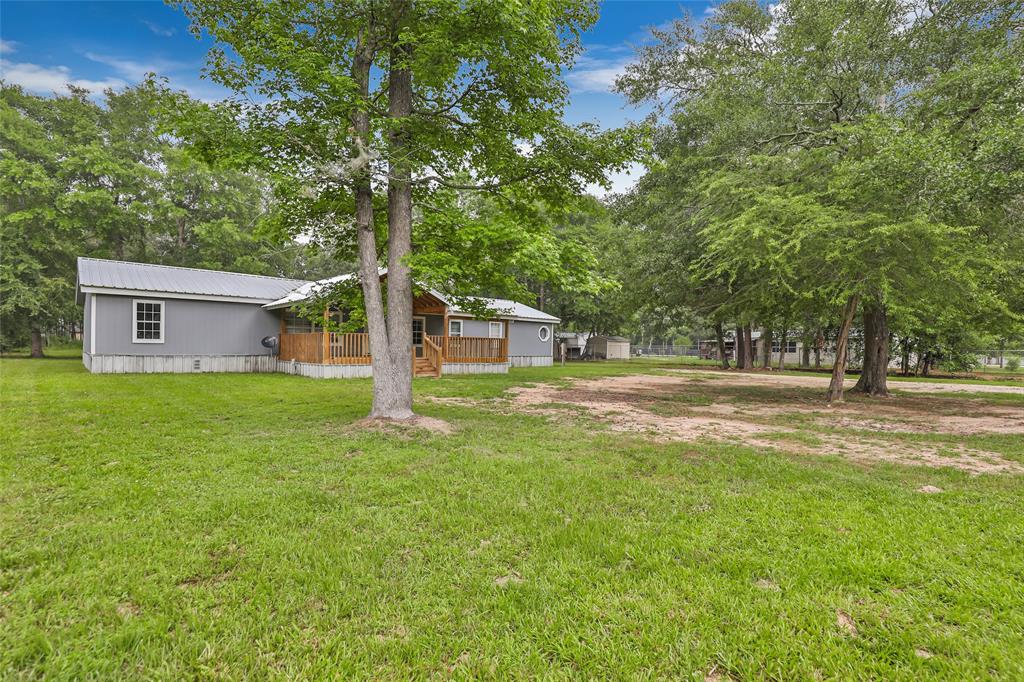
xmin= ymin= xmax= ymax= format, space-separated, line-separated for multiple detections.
xmin=1 ymin=0 xmax=715 ymax=193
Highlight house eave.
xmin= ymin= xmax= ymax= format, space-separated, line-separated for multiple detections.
xmin=79 ymin=286 xmax=274 ymax=305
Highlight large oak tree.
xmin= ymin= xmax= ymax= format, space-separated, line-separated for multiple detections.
xmin=172 ymin=0 xmax=639 ymax=418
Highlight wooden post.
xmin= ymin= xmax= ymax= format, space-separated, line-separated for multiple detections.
xmin=323 ymin=308 xmax=330 ymax=364
xmin=442 ymin=309 xmax=449 ymax=361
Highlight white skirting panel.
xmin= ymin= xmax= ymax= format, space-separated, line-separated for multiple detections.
xmin=509 ymin=355 xmax=553 ymax=368
xmin=86 ymin=353 xmax=278 ymax=374
xmin=279 ymin=361 xmax=373 ymax=379
xmin=441 ymin=361 xmax=510 ymax=375
xmin=83 ymin=354 xmax=515 ymax=378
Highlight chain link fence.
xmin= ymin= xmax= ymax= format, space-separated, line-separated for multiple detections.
xmin=633 ymin=345 xmax=702 ymax=357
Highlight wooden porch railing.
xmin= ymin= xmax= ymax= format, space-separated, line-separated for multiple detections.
xmin=329 ymin=332 xmax=371 ymax=364
xmin=442 ymin=336 xmax=508 ymax=363
xmin=421 ymin=335 xmax=443 ymax=376
xmin=279 ymin=332 xmax=370 ymax=364
xmin=279 ymin=332 xmax=506 ymax=365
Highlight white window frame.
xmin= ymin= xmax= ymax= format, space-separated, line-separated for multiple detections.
xmin=132 ymin=299 xmax=165 ymax=344
xmin=488 ymin=321 xmax=504 ymax=339
xmin=448 ymin=319 xmax=463 ymax=337
xmin=538 ymin=325 xmax=551 ymax=342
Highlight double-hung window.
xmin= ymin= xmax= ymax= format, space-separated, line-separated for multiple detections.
xmin=488 ymin=321 xmax=504 ymax=339
xmin=448 ymin=319 xmax=463 ymax=337
xmin=132 ymin=299 xmax=165 ymax=343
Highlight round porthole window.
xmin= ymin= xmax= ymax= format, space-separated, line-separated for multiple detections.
xmin=538 ymin=325 xmax=551 ymax=342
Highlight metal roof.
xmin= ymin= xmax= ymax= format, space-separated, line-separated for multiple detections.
xmin=447 ymin=296 xmax=560 ymax=323
xmin=263 ymin=272 xmax=560 ymax=323
xmin=77 ymin=257 xmax=310 ymax=303
xmin=262 ymin=272 xmax=370 ymax=310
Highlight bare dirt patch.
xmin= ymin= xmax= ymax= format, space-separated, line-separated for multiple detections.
xmin=665 ymin=367 xmax=1024 ymax=395
xmin=348 ymin=415 xmax=455 ymax=436
xmin=836 ymin=609 xmax=859 ymax=637
xmin=496 ymin=373 xmax=1024 ymax=475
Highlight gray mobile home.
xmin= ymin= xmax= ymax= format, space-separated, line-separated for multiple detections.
xmin=77 ymin=258 xmax=557 ymax=377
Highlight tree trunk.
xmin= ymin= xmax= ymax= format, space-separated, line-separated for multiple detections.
xmin=801 ymin=337 xmax=810 ymax=368
xmin=348 ymin=25 xmax=413 ymax=420
xmin=853 ymin=304 xmax=889 ymax=396
xmin=735 ymin=326 xmax=746 ymax=369
xmin=30 ymin=326 xmax=44 ymax=358
xmin=714 ymin=322 xmax=730 ymax=369
xmin=742 ymin=324 xmax=754 ymax=370
xmin=377 ymin=8 xmax=416 ymax=419
xmin=814 ymin=329 xmax=823 ymax=369
xmin=368 ymin=13 xmax=415 ymax=417
xmin=778 ymin=327 xmax=787 ymax=371
xmin=921 ymin=352 xmax=932 ymax=376
xmin=826 ymin=295 xmax=859 ymax=402
xmin=761 ymin=328 xmax=772 ymax=369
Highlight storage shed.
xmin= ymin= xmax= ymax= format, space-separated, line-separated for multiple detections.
xmin=591 ymin=335 xmax=631 ymax=360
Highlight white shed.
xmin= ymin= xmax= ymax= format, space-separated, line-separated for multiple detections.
xmin=591 ymin=335 xmax=630 ymax=360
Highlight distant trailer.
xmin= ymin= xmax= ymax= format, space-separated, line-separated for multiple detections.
xmin=591 ymin=335 xmax=631 ymax=360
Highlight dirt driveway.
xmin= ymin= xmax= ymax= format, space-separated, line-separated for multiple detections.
xmin=665 ymin=368 xmax=1024 ymax=395
xmin=490 ymin=370 xmax=1024 ymax=475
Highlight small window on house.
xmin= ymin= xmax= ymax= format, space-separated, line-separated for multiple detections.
xmin=538 ymin=325 xmax=551 ymax=342
xmin=448 ymin=319 xmax=463 ymax=337
xmin=489 ymin=321 xmax=504 ymax=339
xmin=132 ymin=300 xmax=164 ymax=343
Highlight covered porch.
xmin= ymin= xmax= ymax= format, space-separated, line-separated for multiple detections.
xmin=275 ymin=291 xmax=508 ymax=377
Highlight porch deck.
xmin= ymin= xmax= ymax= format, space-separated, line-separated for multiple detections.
xmin=278 ymin=332 xmax=508 ymax=376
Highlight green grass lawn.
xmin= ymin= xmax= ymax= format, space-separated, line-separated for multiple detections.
xmin=2 ymin=356 xmax=1023 ymax=679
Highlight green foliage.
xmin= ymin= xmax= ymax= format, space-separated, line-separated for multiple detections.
xmin=168 ymin=0 xmax=643 ymax=305
xmin=0 ymin=82 xmax=334 ymax=349
xmin=614 ymin=0 xmax=1024 ymax=364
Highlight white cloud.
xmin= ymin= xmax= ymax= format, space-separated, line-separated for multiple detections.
xmin=0 ymin=39 xmax=18 ymax=54
xmin=587 ymin=161 xmax=646 ymax=198
xmin=141 ymin=20 xmax=176 ymax=37
xmin=84 ymin=52 xmax=188 ymax=80
xmin=0 ymin=59 xmax=126 ymax=95
xmin=567 ymin=54 xmax=633 ymax=94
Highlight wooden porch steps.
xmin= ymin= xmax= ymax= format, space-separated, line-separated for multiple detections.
xmin=413 ymin=356 xmax=439 ymax=378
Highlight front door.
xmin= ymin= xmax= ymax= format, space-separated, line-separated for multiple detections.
xmin=412 ymin=316 xmax=425 ymax=358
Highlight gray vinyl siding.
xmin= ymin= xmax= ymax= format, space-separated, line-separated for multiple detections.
xmin=449 ymin=316 xmax=553 ymax=357
xmin=508 ymin=320 xmax=554 ymax=357
xmin=91 ymin=293 xmax=280 ymax=356
xmin=456 ymin=318 xmax=494 ymax=337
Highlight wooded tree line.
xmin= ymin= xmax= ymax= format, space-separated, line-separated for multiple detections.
xmin=608 ymin=0 xmax=1024 ymax=400
xmin=0 ymin=82 xmax=340 ymax=354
